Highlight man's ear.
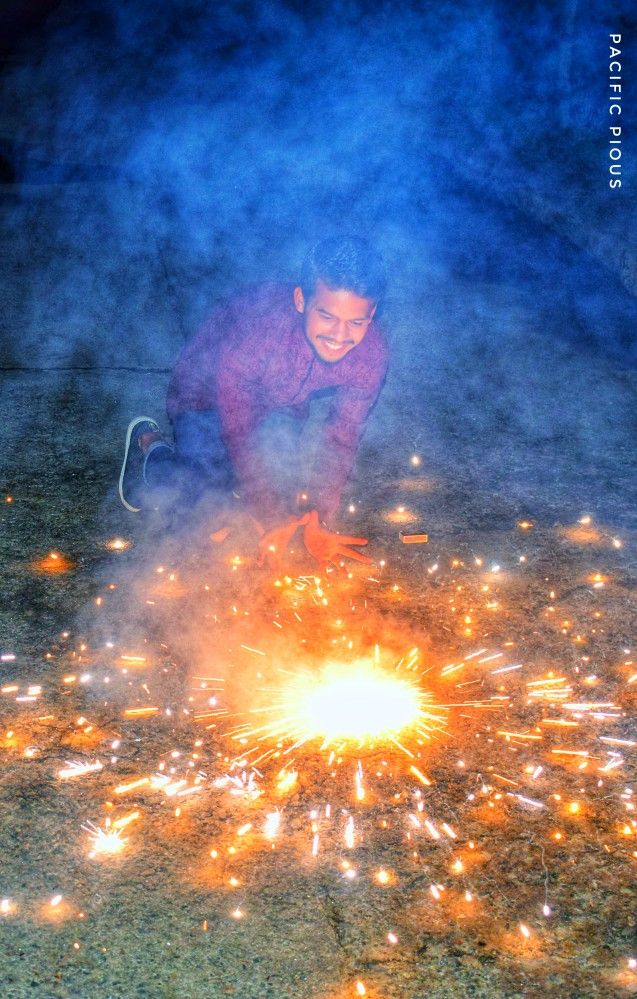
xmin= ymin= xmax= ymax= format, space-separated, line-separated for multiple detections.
xmin=293 ymin=286 xmax=305 ymax=314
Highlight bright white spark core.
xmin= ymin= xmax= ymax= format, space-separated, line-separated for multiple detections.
xmin=304 ymin=669 xmax=419 ymax=740
xmin=233 ymin=661 xmax=447 ymax=752
xmin=83 ymin=821 xmax=128 ymax=857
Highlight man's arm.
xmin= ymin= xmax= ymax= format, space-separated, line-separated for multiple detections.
xmin=167 ymin=293 xmax=289 ymax=527
xmin=214 ymin=337 xmax=289 ymax=527
xmin=166 ymin=302 xmax=233 ymax=418
xmin=305 ymin=380 xmax=384 ymax=527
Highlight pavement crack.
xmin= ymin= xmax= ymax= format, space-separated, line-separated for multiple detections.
xmin=319 ymin=884 xmax=349 ymax=953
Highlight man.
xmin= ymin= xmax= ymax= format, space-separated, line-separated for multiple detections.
xmin=119 ymin=235 xmax=389 ymax=567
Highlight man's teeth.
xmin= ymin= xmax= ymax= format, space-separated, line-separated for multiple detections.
xmin=324 ymin=341 xmax=345 ymax=350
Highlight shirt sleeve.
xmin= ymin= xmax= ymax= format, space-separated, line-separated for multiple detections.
xmin=305 ymin=378 xmax=385 ymax=527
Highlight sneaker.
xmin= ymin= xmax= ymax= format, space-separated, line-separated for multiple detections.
xmin=118 ymin=416 xmax=162 ymax=512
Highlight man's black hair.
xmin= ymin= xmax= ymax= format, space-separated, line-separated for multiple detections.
xmin=300 ymin=235 xmax=387 ymax=303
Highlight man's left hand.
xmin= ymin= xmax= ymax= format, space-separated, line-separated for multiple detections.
xmin=302 ymin=510 xmax=372 ymax=568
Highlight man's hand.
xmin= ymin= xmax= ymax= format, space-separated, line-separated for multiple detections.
xmin=256 ymin=513 xmax=310 ymax=569
xmin=302 ymin=510 xmax=372 ymax=568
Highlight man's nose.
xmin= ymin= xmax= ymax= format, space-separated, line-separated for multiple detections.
xmin=333 ymin=322 xmax=350 ymax=341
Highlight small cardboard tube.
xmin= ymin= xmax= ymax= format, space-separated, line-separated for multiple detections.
xmin=399 ymin=532 xmax=429 ymax=544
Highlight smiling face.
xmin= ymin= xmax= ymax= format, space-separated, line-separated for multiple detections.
xmin=294 ymin=280 xmax=377 ymax=363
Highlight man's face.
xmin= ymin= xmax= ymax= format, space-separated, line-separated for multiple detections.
xmin=294 ymin=280 xmax=377 ymax=363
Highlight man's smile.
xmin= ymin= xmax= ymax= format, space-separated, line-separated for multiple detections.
xmin=318 ymin=337 xmax=352 ymax=354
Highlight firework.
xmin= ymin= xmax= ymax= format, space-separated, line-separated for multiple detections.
xmin=0 ymin=511 xmax=633 ymax=996
xmin=224 ymin=657 xmax=448 ymax=763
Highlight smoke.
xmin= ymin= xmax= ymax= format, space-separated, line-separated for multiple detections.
xmin=2 ymin=0 xmax=634 ymax=363
xmin=0 ymin=0 xmax=635 ymax=667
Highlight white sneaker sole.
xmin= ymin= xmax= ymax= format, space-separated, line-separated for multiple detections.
xmin=118 ymin=416 xmax=159 ymax=512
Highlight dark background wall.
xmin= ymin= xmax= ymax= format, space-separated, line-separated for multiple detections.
xmin=0 ymin=0 xmax=634 ymax=374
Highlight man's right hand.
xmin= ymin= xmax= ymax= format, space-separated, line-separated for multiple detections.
xmin=256 ymin=513 xmax=310 ymax=570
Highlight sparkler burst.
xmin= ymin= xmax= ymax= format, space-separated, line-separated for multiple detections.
xmin=83 ymin=821 xmax=128 ymax=857
xmin=2 ymin=508 xmax=635 ymax=996
xmin=229 ymin=659 xmax=447 ymax=754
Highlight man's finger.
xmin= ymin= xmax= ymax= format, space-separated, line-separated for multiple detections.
xmin=256 ymin=542 xmax=275 ymax=568
xmin=335 ymin=534 xmax=369 ymax=547
xmin=337 ymin=546 xmax=373 ymax=564
xmin=210 ymin=527 xmax=231 ymax=543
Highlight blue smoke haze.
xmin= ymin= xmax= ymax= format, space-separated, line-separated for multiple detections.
xmin=0 ymin=0 xmax=635 ymax=528
xmin=1 ymin=0 xmax=633 ymax=355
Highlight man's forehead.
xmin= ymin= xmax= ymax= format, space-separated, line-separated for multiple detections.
xmin=310 ymin=280 xmax=375 ymax=318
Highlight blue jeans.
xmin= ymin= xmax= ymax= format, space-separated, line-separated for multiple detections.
xmin=144 ymin=410 xmax=233 ymax=512
xmin=144 ymin=408 xmax=303 ymax=515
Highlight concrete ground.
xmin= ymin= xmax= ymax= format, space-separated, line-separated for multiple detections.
xmin=0 ymin=171 xmax=636 ymax=999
